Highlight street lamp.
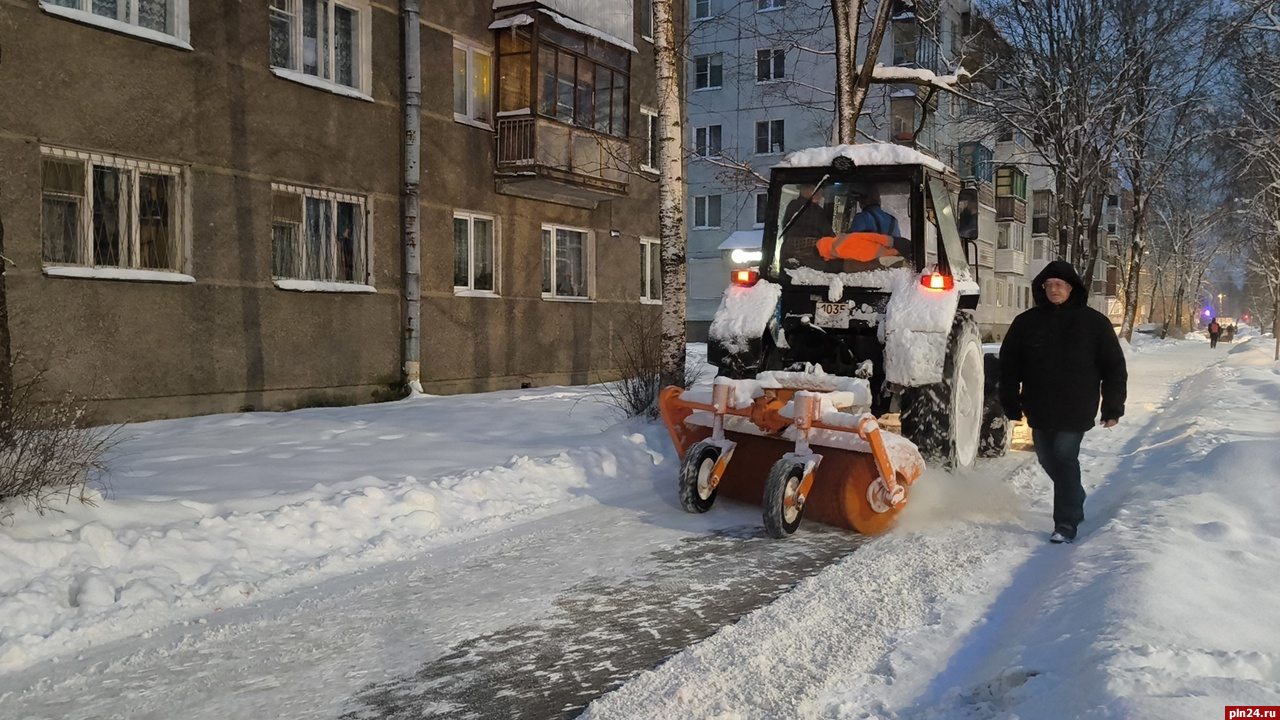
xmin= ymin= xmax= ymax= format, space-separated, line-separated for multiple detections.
xmin=1217 ymin=293 xmax=1225 ymax=315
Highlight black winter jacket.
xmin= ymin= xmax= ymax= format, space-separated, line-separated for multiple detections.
xmin=999 ymin=261 xmax=1128 ymax=432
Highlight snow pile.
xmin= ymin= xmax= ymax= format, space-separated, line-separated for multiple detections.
xmin=707 ymin=279 xmax=782 ymax=353
xmin=776 ymin=143 xmax=949 ymax=173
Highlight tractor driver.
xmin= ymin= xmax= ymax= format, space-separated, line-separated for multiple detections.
xmin=836 ymin=185 xmax=909 ymax=271
xmin=780 ymin=184 xmax=835 ymax=270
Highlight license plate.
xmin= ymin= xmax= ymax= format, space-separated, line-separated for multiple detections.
xmin=814 ymin=302 xmax=850 ymax=328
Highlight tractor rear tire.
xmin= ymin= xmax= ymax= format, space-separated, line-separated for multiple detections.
xmin=978 ymin=354 xmax=1013 ymax=458
xmin=762 ymin=458 xmax=806 ymax=538
xmin=679 ymin=441 xmax=721 ymax=513
xmin=899 ymin=314 xmax=983 ymax=470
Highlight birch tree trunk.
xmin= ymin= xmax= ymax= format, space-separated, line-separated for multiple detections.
xmin=654 ymin=0 xmax=689 ymax=390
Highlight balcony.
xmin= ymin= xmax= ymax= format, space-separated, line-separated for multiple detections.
xmin=495 ymin=115 xmax=629 ymax=209
xmin=995 ymin=248 xmax=1025 ymax=275
xmin=996 ymin=196 xmax=1026 ymax=223
xmin=1032 ymin=215 xmax=1055 ymax=236
xmin=977 ymin=239 xmax=995 ymax=269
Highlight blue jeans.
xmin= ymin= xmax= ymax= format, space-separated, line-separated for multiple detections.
xmin=1032 ymin=428 xmax=1086 ymax=537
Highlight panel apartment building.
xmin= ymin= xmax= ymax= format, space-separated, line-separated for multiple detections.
xmin=682 ymin=0 xmax=1114 ymax=340
xmin=0 ymin=0 xmax=667 ymax=421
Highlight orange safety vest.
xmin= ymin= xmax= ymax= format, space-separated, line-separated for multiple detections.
xmin=816 ymin=232 xmax=899 ymax=264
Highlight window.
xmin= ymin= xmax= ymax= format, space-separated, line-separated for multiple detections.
xmin=996 ymin=280 xmax=1004 ymax=307
xmin=1007 ymin=284 xmax=1014 ymax=308
xmin=40 ymin=0 xmax=190 ymax=45
xmin=40 ymin=147 xmax=188 ymax=275
xmin=694 ymin=54 xmax=723 ymax=90
xmin=271 ymin=184 xmax=368 ymax=285
xmin=270 ymin=0 xmax=370 ymax=93
xmin=692 ymin=195 xmax=722 ymax=228
xmin=640 ymin=0 xmax=654 ymax=40
xmin=693 ymin=0 xmax=712 ymax=20
xmin=693 ymin=125 xmax=722 ymax=157
xmin=536 ymin=23 xmax=630 ymax=136
xmin=1024 ymin=287 xmax=1031 ymax=308
xmin=890 ymin=97 xmax=915 ymax=142
xmin=754 ymin=192 xmax=768 ymax=227
xmin=453 ymin=41 xmax=493 ymax=125
xmin=756 ymin=48 xmax=785 ymax=82
xmin=957 ymin=142 xmax=993 ymax=183
xmin=1032 ymin=189 xmax=1053 ymax=235
xmin=497 ymin=26 xmax=532 ymax=113
xmin=641 ymin=237 xmax=661 ymax=302
xmin=757 ymin=0 xmax=785 ymax=9
xmin=641 ymin=107 xmax=659 ymax=172
xmin=755 ymin=119 xmax=784 ymax=154
xmin=453 ymin=212 xmax=496 ymax=293
xmin=542 ymin=225 xmax=592 ymax=299
xmin=996 ymin=166 xmax=1028 ymax=200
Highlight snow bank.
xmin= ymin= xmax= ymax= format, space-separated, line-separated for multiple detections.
xmin=0 ymin=389 xmax=640 ymax=671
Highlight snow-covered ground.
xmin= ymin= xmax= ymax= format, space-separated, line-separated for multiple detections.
xmin=1 ymin=333 xmax=1278 ymax=719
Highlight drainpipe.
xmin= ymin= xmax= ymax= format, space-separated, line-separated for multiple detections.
xmin=402 ymin=0 xmax=423 ymax=394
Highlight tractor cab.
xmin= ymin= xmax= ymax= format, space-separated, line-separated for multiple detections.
xmin=711 ymin=145 xmax=981 ymax=417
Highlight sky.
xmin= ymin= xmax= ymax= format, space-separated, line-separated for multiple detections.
xmin=1 ymin=331 xmax=1278 ymax=719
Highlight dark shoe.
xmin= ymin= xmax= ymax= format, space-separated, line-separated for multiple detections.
xmin=1050 ymin=525 xmax=1076 ymax=544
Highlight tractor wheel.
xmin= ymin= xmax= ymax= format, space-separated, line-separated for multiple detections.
xmin=899 ymin=314 xmax=984 ymax=470
xmin=762 ymin=458 xmax=806 ymax=538
xmin=678 ymin=441 xmax=721 ymax=513
xmin=978 ymin=354 xmax=1014 ymax=458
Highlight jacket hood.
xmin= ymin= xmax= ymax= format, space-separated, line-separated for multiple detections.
xmin=1031 ymin=260 xmax=1089 ymax=308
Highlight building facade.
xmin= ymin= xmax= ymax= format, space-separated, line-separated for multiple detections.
xmin=0 ymin=0 xmax=667 ymax=421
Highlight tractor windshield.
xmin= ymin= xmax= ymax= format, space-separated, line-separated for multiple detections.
xmin=767 ymin=180 xmax=913 ymax=282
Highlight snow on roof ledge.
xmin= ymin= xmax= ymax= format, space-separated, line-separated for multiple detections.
xmin=490 ymin=5 xmax=637 ymax=53
xmin=489 ymin=13 xmax=534 ymax=30
xmin=775 ymin=143 xmax=950 ymax=174
xmin=539 ymin=9 xmax=637 ymax=53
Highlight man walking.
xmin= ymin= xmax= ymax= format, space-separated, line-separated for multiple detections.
xmin=999 ymin=261 xmax=1128 ymax=544
xmin=1208 ymin=317 xmax=1221 ymax=348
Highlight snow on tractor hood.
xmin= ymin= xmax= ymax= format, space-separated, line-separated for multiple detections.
xmin=775 ymin=143 xmax=949 ymax=174
xmin=882 ymin=271 xmax=963 ymax=387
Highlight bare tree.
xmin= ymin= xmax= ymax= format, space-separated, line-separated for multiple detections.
xmin=979 ymin=0 xmax=1127 ymax=275
xmin=832 ymin=0 xmax=896 ymax=142
xmin=1223 ymin=3 xmax=1280 ymax=358
xmin=1109 ymin=0 xmax=1234 ymax=340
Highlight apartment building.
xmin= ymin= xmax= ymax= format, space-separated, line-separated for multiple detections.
xmin=0 ymin=0 xmax=666 ymax=421
xmin=683 ymin=0 xmax=1116 ymax=341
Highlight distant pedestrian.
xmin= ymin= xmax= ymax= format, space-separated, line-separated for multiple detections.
xmin=1208 ymin=318 xmax=1221 ymax=349
xmin=999 ymin=261 xmax=1128 ymax=545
